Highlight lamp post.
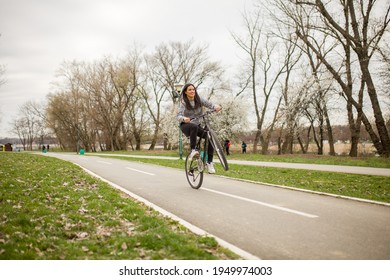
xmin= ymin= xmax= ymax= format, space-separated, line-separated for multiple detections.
xmin=76 ymin=123 xmax=80 ymax=154
xmin=173 ymin=84 xmax=183 ymax=160
xmin=75 ymin=89 xmax=80 ymax=155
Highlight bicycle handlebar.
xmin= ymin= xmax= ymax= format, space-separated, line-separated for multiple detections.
xmin=189 ymin=110 xmax=217 ymax=122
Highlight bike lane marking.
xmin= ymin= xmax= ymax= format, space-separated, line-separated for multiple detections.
xmin=97 ymin=160 xmax=112 ymax=165
xmin=126 ymin=167 xmax=155 ymax=176
xmin=203 ymin=187 xmax=318 ymax=218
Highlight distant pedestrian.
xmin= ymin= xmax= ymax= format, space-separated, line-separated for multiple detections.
xmin=42 ymin=145 xmax=46 ymax=152
xmin=46 ymin=144 xmax=50 ymax=151
xmin=224 ymin=140 xmax=231 ymax=155
xmin=241 ymin=141 xmax=247 ymax=154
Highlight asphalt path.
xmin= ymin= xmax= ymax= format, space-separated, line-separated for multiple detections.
xmin=43 ymin=153 xmax=390 ymax=260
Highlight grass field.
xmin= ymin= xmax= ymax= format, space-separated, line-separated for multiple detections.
xmin=0 ymin=152 xmax=239 ymax=260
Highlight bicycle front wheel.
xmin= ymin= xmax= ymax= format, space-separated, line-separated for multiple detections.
xmin=185 ymin=154 xmax=204 ymax=189
xmin=209 ymin=128 xmax=229 ymax=171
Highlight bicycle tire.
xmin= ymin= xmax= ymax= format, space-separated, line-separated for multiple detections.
xmin=185 ymin=153 xmax=204 ymax=189
xmin=208 ymin=128 xmax=229 ymax=171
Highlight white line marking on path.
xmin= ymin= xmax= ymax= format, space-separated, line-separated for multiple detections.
xmin=97 ymin=161 xmax=112 ymax=165
xmin=126 ymin=167 xmax=155 ymax=176
xmin=203 ymin=188 xmax=318 ymax=218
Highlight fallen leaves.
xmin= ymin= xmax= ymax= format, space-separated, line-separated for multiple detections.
xmin=76 ymin=232 xmax=89 ymax=240
xmin=78 ymin=207 xmax=89 ymax=214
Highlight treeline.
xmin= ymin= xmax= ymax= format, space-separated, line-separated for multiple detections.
xmin=7 ymin=0 xmax=390 ymax=157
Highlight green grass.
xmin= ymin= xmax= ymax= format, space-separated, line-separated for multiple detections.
xmin=0 ymin=153 xmax=239 ymax=260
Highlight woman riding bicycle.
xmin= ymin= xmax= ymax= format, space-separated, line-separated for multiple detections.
xmin=177 ymin=83 xmax=222 ymax=174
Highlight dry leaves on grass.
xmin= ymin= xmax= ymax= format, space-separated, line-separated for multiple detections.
xmin=96 ymin=226 xmax=112 ymax=237
xmin=76 ymin=232 xmax=89 ymax=240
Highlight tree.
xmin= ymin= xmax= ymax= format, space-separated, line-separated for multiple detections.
xmin=11 ymin=101 xmax=46 ymax=150
xmin=142 ymin=40 xmax=226 ymax=150
xmin=290 ymin=0 xmax=390 ymax=156
xmin=123 ymin=90 xmax=150 ymax=150
xmin=378 ymin=42 xmax=390 ymax=105
xmin=378 ymin=42 xmax=390 ymax=133
xmin=232 ymin=8 xmax=300 ymax=154
xmin=208 ymin=93 xmax=249 ymax=144
xmin=46 ymin=91 xmax=78 ymax=151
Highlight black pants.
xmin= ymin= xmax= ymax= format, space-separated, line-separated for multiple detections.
xmin=180 ymin=122 xmax=214 ymax=163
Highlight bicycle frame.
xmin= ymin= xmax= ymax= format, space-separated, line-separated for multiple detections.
xmin=195 ymin=114 xmax=211 ymax=166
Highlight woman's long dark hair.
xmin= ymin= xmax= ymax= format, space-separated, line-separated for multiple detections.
xmin=181 ymin=83 xmax=202 ymax=110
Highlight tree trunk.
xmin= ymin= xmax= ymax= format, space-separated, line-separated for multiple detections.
xmin=149 ymin=125 xmax=159 ymax=150
xmin=324 ymin=105 xmax=335 ymax=156
xmin=359 ymin=60 xmax=390 ymax=156
xmin=346 ymin=101 xmax=360 ymax=157
xmin=253 ymin=129 xmax=261 ymax=153
xmin=297 ymin=135 xmax=306 ymax=154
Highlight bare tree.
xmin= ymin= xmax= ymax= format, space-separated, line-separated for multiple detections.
xmin=378 ymin=42 xmax=390 ymax=104
xmin=123 ymin=90 xmax=150 ymax=150
xmin=303 ymin=42 xmax=337 ymax=155
xmin=142 ymin=40 xmax=225 ymax=150
xmin=289 ymin=0 xmax=390 ymax=156
xmin=74 ymin=55 xmax=140 ymax=151
xmin=46 ymin=91 xmax=77 ymax=150
xmin=49 ymin=60 xmax=89 ymax=151
xmin=232 ymin=8 xmax=300 ymax=154
xmin=11 ymin=101 xmax=46 ymax=150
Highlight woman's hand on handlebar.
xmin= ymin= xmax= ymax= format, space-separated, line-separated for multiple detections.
xmin=215 ymin=105 xmax=222 ymax=112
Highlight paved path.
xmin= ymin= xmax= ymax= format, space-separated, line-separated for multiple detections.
xmin=91 ymin=153 xmax=390 ymax=177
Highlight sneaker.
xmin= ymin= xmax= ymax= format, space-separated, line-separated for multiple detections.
xmin=188 ymin=149 xmax=199 ymax=161
xmin=206 ymin=162 xmax=216 ymax=174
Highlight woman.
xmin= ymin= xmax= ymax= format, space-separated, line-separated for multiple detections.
xmin=177 ymin=83 xmax=222 ymax=174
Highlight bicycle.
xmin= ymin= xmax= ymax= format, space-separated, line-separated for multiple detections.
xmin=184 ymin=110 xmax=228 ymax=189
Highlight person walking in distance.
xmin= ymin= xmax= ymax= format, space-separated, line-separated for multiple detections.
xmin=224 ymin=139 xmax=231 ymax=155
xmin=177 ymin=83 xmax=222 ymax=174
xmin=242 ymin=141 xmax=247 ymax=154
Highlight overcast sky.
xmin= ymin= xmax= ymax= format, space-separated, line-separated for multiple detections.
xmin=0 ymin=0 xmax=251 ymax=137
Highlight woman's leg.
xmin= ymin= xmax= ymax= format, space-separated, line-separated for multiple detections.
xmin=196 ymin=126 xmax=214 ymax=163
xmin=207 ymin=139 xmax=214 ymax=163
xmin=180 ymin=123 xmax=198 ymax=149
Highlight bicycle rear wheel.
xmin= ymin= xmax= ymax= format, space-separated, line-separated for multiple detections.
xmin=185 ymin=154 xmax=204 ymax=189
xmin=209 ymin=128 xmax=229 ymax=171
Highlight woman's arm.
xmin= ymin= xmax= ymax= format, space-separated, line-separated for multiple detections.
xmin=200 ymin=97 xmax=222 ymax=112
xmin=177 ymin=101 xmax=191 ymax=123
